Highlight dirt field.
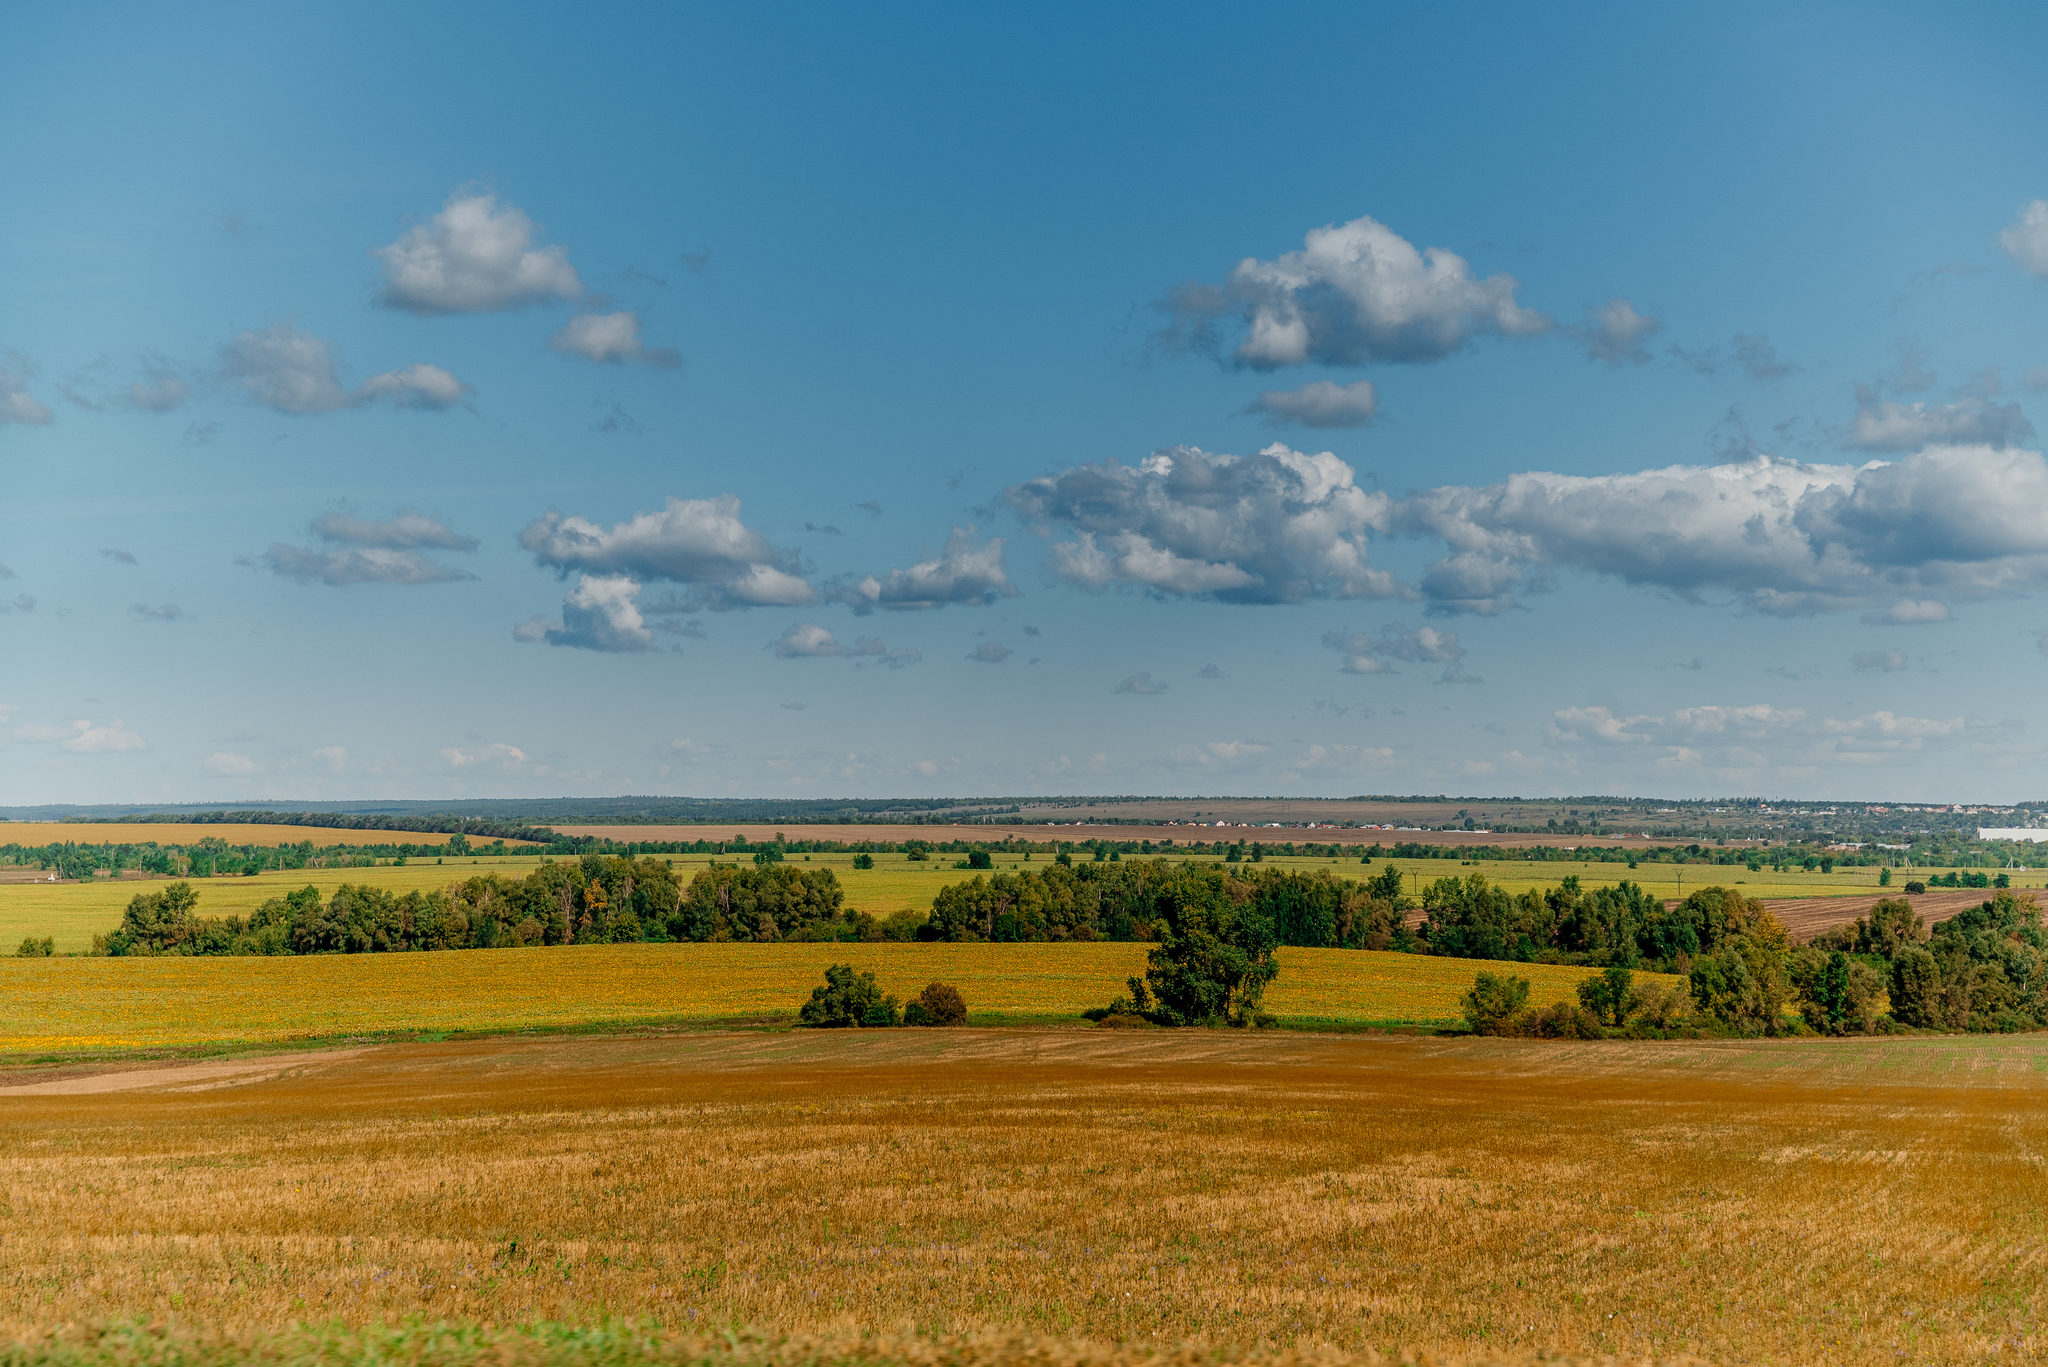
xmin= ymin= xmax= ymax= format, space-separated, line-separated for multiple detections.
xmin=1761 ymin=887 xmax=2014 ymax=941
xmin=0 ymin=1028 xmax=2039 ymax=1362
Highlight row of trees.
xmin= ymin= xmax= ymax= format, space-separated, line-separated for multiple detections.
xmin=96 ymin=857 xmax=863 ymax=956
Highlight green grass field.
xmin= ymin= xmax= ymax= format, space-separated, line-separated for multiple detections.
xmin=0 ymin=940 xmax=1669 ymax=1050
xmin=2 ymin=848 xmax=2030 ymax=954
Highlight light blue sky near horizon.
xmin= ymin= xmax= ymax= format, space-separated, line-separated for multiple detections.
xmin=6 ymin=1 xmax=2048 ymax=806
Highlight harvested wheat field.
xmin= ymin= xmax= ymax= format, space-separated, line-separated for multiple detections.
xmin=0 ymin=1028 xmax=2041 ymax=1364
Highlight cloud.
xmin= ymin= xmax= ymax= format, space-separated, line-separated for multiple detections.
xmin=1862 ymin=598 xmax=1950 ymax=625
xmin=1006 ymin=443 xmax=1401 ymax=604
xmin=2000 ymin=200 xmax=2048 ymax=278
xmin=219 ymin=323 xmax=473 ymax=415
xmin=548 ymin=311 xmax=681 ymax=369
xmin=1242 ymin=378 xmax=1379 ymax=429
xmin=61 ymin=356 xmax=191 ymax=413
xmin=966 ymin=642 xmax=1012 ymax=663
xmin=766 ymin=623 xmax=913 ymax=662
xmin=1670 ymin=333 xmax=1797 ymax=382
xmin=1168 ymin=739 xmax=1272 ymax=770
xmin=1157 ymin=213 xmax=1550 ymax=368
xmin=355 ymin=363 xmax=475 ymax=410
xmin=1113 ymin=672 xmax=1169 ymax=695
xmin=130 ymin=603 xmax=186 ymax=622
xmin=1322 ymin=622 xmax=1475 ymax=682
xmin=519 ymin=495 xmax=812 ymax=611
xmin=828 ymin=527 xmax=1017 ymax=613
xmin=256 ymin=545 xmax=475 ymax=585
xmin=780 ymin=702 xmax=808 ymax=711
xmin=100 ymin=549 xmax=137 ymax=565
xmin=0 ymin=353 xmax=54 ymax=427
xmin=857 ymin=501 xmax=883 ymax=516
xmin=1548 ymin=701 xmax=1984 ymax=771
xmin=60 ymin=718 xmax=145 ymax=753
xmin=517 ymin=574 xmax=656 ymax=653
xmin=0 ymin=562 xmax=12 ymax=578
xmin=1 ymin=594 xmax=35 ymax=613
xmin=254 ymin=507 xmax=480 ymax=586
xmin=441 ymin=741 xmax=528 ymax=770
xmin=311 ymin=745 xmax=347 ymax=771
xmin=1851 ymin=649 xmax=1909 ymax=672
xmin=1571 ymin=298 xmax=1661 ymax=365
xmin=374 ymin=190 xmax=583 ymax=314
xmin=313 ymin=508 xmax=479 ymax=552
xmin=1196 ymin=662 xmax=1225 ymax=679
xmin=1847 ymin=385 xmax=2032 ymax=452
xmin=205 ymin=752 xmax=259 ymax=776
xmin=1398 ymin=446 xmax=2048 ymax=617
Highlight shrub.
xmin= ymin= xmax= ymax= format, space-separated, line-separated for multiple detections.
xmin=1904 ymin=880 xmax=1927 ymax=895
xmin=852 ymin=853 xmax=875 ymax=870
xmin=1526 ymin=1000 xmax=1603 ymax=1039
xmin=15 ymin=936 xmax=53 ymax=958
xmin=1462 ymin=970 xmax=1531 ymax=1035
xmin=966 ymin=851 xmax=993 ymax=870
xmin=797 ymin=963 xmax=899 ymax=1028
xmin=902 ymin=981 xmax=967 ymax=1027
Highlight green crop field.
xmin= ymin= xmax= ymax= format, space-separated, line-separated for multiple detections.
xmin=2 ymin=847 xmax=2032 ymax=954
xmin=0 ymin=940 xmax=1667 ymax=1051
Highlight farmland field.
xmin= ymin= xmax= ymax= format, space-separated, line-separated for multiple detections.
xmin=0 ymin=848 xmax=2031 ymax=954
xmin=0 ymin=1027 xmax=2040 ymax=1363
xmin=0 ymin=942 xmax=1665 ymax=1050
xmin=0 ymin=822 xmax=537 ymax=849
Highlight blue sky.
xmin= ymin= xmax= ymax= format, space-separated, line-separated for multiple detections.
xmin=6 ymin=0 xmax=2048 ymax=804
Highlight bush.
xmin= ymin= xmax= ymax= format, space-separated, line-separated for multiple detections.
xmin=902 ymin=981 xmax=967 ymax=1026
xmin=1463 ymin=970 xmax=1531 ymax=1035
xmin=1526 ymin=1000 xmax=1603 ymax=1039
xmin=966 ymin=851 xmax=993 ymax=870
xmin=852 ymin=853 xmax=875 ymax=870
xmin=1904 ymin=880 xmax=1927 ymax=895
xmin=1576 ymin=965 xmax=1633 ymax=1027
xmin=15 ymin=936 xmax=53 ymax=958
xmin=797 ymin=963 xmax=899 ymax=1028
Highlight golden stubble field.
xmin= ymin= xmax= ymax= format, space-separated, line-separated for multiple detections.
xmin=0 ymin=1028 xmax=2039 ymax=1363
xmin=2 ymin=849 xmax=2020 ymax=954
xmin=0 ymin=943 xmax=1661 ymax=1048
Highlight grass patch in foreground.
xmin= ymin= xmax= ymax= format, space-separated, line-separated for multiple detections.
xmin=0 ymin=942 xmax=1674 ymax=1051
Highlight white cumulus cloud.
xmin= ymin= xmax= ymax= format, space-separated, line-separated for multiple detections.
xmin=253 ymin=507 xmax=480 ymax=585
xmin=374 ymin=190 xmax=583 ymax=314
xmin=1158 ymin=213 xmax=1550 ymax=368
xmin=1006 ymin=443 xmax=1400 ymax=604
xmin=1241 ymin=378 xmax=1379 ymax=429
xmin=205 ymin=752 xmax=259 ymax=776
xmin=1571 ymin=298 xmax=1661 ymax=365
xmin=0 ymin=352 xmax=56 ymax=428
xmin=1848 ymin=385 xmax=2032 ymax=452
xmin=547 ymin=311 xmax=680 ymax=369
xmin=519 ymin=495 xmax=812 ymax=611
xmin=2000 ymin=200 xmax=2048 ymax=278
xmin=1399 ymin=446 xmax=2048 ymax=617
xmin=219 ymin=323 xmax=473 ymax=415
xmin=1322 ymin=623 xmax=1474 ymax=682
xmin=828 ymin=527 xmax=1016 ymax=613
xmin=61 ymin=718 xmax=146 ymax=753
xmin=767 ymin=623 xmax=917 ymax=667
xmin=520 ymin=574 xmax=657 ymax=652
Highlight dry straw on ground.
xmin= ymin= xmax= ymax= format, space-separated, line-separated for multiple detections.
xmin=0 ymin=1028 xmax=2039 ymax=1363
